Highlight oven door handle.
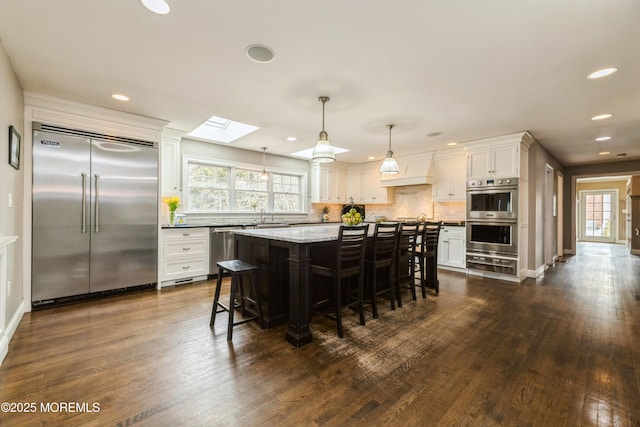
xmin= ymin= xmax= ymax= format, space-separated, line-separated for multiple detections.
xmin=466 ymin=219 xmax=518 ymax=224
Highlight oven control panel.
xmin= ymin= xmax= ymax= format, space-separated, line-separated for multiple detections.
xmin=467 ymin=177 xmax=518 ymax=188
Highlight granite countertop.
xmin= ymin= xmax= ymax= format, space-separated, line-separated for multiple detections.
xmin=233 ymin=224 xmax=375 ymax=244
xmin=161 ymin=221 xmax=339 ymax=229
xmin=161 ymin=220 xmax=464 ymax=229
xmin=234 ymin=225 xmax=341 ymax=243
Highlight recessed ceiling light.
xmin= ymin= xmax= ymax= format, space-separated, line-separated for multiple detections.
xmin=140 ymin=0 xmax=170 ymax=15
xmin=427 ymin=132 xmax=442 ymax=137
xmin=591 ymin=113 xmax=613 ymax=121
xmin=447 ymin=142 xmax=457 ymax=146
xmin=286 ymin=137 xmax=297 ymax=142
xmin=367 ymin=156 xmax=376 ymax=160
xmin=595 ymin=136 xmax=611 ymax=142
xmin=587 ymin=67 xmax=618 ymax=79
xmin=111 ymin=93 xmax=130 ymax=101
xmin=246 ymin=44 xmax=275 ymax=63
xmin=598 ymin=151 xmax=610 ymax=155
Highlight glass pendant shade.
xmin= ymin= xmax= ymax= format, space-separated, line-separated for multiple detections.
xmin=380 ymin=124 xmax=399 ymax=175
xmin=312 ymin=97 xmax=336 ymax=163
xmin=380 ymin=152 xmax=399 ymax=174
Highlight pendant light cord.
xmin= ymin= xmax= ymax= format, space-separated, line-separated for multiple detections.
xmin=387 ymin=124 xmax=395 ymax=151
xmin=319 ymin=96 xmax=329 ymax=133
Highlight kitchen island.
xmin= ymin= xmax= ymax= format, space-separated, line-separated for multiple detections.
xmin=233 ymin=225 xmax=371 ymax=347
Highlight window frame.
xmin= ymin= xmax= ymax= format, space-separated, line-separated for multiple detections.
xmin=182 ymin=155 xmax=307 ymax=215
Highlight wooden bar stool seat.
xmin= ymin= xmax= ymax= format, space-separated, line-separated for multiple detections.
xmin=210 ymin=259 xmax=263 ymax=341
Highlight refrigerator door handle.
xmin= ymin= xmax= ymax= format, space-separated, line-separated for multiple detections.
xmin=81 ymin=173 xmax=87 ymax=233
xmin=94 ymin=174 xmax=100 ymax=233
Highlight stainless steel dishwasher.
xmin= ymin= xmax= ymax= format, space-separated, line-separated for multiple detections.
xmin=209 ymin=226 xmax=246 ymax=275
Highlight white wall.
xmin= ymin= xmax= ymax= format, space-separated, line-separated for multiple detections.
xmin=528 ymin=142 xmax=563 ymax=271
xmin=0 ymin=40 xmax=25 ymax=360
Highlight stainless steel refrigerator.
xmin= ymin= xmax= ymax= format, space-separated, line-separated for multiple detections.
xmin=32 ymin=123 xmax=158 ymax=304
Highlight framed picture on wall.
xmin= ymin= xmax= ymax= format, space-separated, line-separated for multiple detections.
xmin=9 ymin=125 xmax=20 ymax=170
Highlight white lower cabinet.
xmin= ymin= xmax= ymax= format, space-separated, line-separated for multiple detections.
xmin=161 ymin=227 xmax=210 ymax=286
xmin=437 ymin=226 xmax=466 ymax=271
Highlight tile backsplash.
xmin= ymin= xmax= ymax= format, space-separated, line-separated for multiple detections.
xmin=313 ymin=185 xmax=466 ymax=222
xmin=433 ymin=201 xmax=466 ymax=220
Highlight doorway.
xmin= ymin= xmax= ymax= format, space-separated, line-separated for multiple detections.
xmin=544 ymin=165 xmax=555 ymax=266
xmin=578 ymin=190 xmax=617 ymax=243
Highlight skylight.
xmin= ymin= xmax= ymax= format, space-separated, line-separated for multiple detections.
xmin=290 ymin=146 xmax=350 ymax=160
xmin=188 ymin=115 xmax=259 ymax=143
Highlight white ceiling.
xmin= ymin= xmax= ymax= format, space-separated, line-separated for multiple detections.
xmin=1 ymin=0 xmax=639 ymax=166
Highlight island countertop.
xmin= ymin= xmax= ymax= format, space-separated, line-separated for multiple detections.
xmin=233 ymin=224 xmax=338 ymax=243
xmin=233 ymin=224 xmax=376 ymax=244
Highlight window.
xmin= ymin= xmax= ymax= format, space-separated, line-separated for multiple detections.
xmin=184 ymin=156 xmax=306 ymax=214
xmin=273 ymin=173 xmax=301 ymax=212
xmin=235 ymin=168 xmax=268 ymax=211
xmin=187 ymin=162 xmax=230 ymax=211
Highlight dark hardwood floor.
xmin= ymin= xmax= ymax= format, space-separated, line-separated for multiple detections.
xmin=1 ymin=242 xmax=639 ymax=426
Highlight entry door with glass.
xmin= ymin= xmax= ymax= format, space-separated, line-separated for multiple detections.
xmin=579 ymin=190 xmax=617 ymax=243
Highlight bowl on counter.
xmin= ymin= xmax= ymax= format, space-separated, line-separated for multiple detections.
xmin=342 ymin=214 xmax=363 ymax=226
xmin=374 ymin=215 xmax=387 ymax=223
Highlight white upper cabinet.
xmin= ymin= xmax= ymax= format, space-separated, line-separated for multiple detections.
xmin=361 ymin=166 xmax=392 ymax=204
xmin=161 ymin=129 xmax=184 ymax=196
xmin=343 ymin=165 xmax=393 ymax=205
xmin=464 ymin=132 xmax=534 ymax=180
xmin=433 ymin=149 xmax=466 ymax=201
xmin=467 ymin=143 xmax=518 ymax=179
xmin=346 ymin=168 xmax=362 ymax=203
xmin=311 ymin=163 xmax=347 ymax=203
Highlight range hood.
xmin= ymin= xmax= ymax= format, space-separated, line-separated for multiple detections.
xmin=380 ymin=152 xmax=434 ymax=187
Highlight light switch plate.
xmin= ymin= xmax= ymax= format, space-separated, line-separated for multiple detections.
xmin=8 ymin=192 xmax=13 ymax=208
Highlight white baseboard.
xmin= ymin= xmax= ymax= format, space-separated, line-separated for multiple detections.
xmin=467 ymin=269 xmax=521 ymax=283
xmin=437 ymin=265 xmax=467 ymax=274
xmin=526 ymin=265 xmax=545 ymax=278
xmin=0 ymin=299 xmax=25 ymax=366
xmin=160 ymin=275 xmax=209 ymax=288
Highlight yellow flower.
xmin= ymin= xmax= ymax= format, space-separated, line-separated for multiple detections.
xmin=163 ymin=196 xmax=180 ymax=212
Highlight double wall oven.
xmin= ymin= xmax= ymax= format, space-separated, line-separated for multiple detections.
xmin=466 ymin=178 xmax=518 ymax=275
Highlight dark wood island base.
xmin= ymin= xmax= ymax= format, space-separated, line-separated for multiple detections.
xmin=234 ymin=226 xmax=348 ymax=347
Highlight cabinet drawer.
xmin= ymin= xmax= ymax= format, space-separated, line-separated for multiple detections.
xmin=163 ymin=239 xmax=208 ymax=258
xmin=162 ymin=257 xmax=208 ymax=281
xmin=441 ymin=226 xmax=465 ymax=236
xmin=163 ymin=227 xmax=209 ymax=240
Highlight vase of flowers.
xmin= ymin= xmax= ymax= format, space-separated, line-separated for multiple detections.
xmin=322 ymin=206 xmax=330 ymax=222
xmin=163 ymin=196 xmax=180 ymax=226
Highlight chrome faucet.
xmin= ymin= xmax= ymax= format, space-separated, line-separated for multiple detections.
xmin=260 ymin=208 xmax=265 ymax=223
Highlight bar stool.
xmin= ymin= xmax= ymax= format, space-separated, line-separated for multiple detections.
xmin=309 ymin=224 xmax=369 ymax=338
xmin=366 ymin=222 xmax=400 ymax=319
xmin=415 ymin=221 xmax=442 ymax=297
xmin=395 ymin=222 xmax=419 ymax=306
xmin=210 ymin=259 xmax=263 ymax=341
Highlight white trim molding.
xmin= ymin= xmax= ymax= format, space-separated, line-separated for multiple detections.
xmin=0 ymin=236 xmax=18 ymax=366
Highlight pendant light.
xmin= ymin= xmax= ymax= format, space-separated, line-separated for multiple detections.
xmin=311 ymin=96 xmax=336 ymax=163
xmin=380 ymin=124 xmax=399 ymax=175
xmin=259 ymin=147 xmax=269 ymax=181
